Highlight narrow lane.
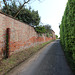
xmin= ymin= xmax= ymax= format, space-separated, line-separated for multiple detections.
xmin=8 ymin=40 xmax=73 ymax=75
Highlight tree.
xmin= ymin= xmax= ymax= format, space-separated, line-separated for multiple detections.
xmin=31 ymin=10 xmax=40 ymax=25
xmin=35 ymin=26 xmax=46 ymax=34
xmin=2 ymin=1 xmax=18 ymax=16
xmin=1 ymin=0 xmax=43 ymax=17
xmin=44 ymin=24 xmax=53 ymax=37
xmin=56 ymin=35 xmax=58 ymax=39
xmin=44 ymin=24 xmax=52 ymax=33
xmin=2 ymin=1 xmax=40 ymax=26
xmin=35 ymin=24 xmax=53 ymax=37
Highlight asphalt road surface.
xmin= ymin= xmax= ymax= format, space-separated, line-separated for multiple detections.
xmin=8 ymin=39 xmax=74 ymax=75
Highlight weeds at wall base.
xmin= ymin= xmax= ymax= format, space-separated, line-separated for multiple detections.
xmin=0 ymin=40 xmax=54 ymax=75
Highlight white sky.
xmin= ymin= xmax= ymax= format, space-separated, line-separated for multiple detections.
xmin=28 ymin=0 xmax=68 ymax=37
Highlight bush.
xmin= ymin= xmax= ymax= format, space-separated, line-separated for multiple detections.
xmin=35 ymin=26 xmax=46 ymax=34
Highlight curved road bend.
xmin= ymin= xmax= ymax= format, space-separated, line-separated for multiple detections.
xmin=8 ymin=40 xmax=74 ymax=75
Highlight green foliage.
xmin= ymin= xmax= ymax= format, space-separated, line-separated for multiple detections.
xmin=44 ymin=24 xmax=52 ymax=37
xmin=60 ymin=0 xmax=75 ymax=74
xmin=2 ymin=1 xmax=18 ymax=16
xmin=2 ymin=1 xmax=40 ymax=26
xmin=44 ymin=24 xmax=52 ymax=33
xmin=35 ymin=26 xmax=46 ymax=34
xmin=56 ymin=35 xmax=58 ymax=39
xmin=35 ymin=24 xmax=53 ymax=37
xmin=46 ymin=33 xmax=50 ymax=37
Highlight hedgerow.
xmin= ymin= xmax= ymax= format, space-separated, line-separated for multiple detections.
xmin=60 ymin=0 xmax=75 ymax=73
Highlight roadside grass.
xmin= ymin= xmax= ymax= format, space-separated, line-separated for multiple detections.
xmin=0 ymin=40 xmax=54 ymax=75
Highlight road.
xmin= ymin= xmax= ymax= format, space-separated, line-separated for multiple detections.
xmin=8 ymin=40 xmax=73 ymax=75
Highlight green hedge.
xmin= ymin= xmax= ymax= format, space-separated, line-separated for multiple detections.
xmin=60 ymin=0 xmax=75 ymax=73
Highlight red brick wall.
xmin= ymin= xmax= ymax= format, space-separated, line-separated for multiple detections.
xmin=51 ymin=30 xmax=56 ymax=40
xmin=0 ymin=12 xmax=55 ymax=59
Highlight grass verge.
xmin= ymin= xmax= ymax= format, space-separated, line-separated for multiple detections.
xmin=0 ymin=40 xmax=54 ymax=75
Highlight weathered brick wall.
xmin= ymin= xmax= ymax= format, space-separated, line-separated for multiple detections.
xmin=0 ymin=12 xmax=55 ymax=59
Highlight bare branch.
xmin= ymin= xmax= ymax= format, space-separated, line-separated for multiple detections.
xmin=3 ymin=0 xmax=9 ymax=14
xmin=2 ymin=0 xmax=44 ymax=17
xmin=14 ymin=0 xmax=30 ymax=18
xmin=0 ymin=1 xmax=1 ymax=7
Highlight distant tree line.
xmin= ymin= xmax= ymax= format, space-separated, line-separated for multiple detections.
xmin=60 ymin=0 xmax=75 ymax=73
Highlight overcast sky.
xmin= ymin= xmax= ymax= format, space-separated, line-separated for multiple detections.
xmin=28 ymin=0 xmax=68 ymax=37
